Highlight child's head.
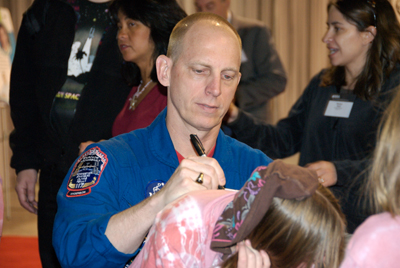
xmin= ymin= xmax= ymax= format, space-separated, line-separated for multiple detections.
xmin=223 ymin=185 xmax=346 ymax=268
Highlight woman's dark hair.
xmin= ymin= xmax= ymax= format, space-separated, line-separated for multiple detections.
xmin=109 ymin=0 xmax=187 ymax=86
xmin=321 ymin=0 xmax=400 ymax=100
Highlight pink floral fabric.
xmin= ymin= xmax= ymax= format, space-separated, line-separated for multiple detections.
xmin=129 ymin=160 xmax=318 ymax=266
xmin=130 ymin=190 xmax=236 ymax=268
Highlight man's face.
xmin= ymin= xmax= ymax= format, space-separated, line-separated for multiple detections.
xmin=167 ymin=22 xmax=241 ymax=133
xmin=194 ymin=0 xmax=230 ymax=20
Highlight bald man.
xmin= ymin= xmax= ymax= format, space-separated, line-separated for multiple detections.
xmin=195 ymin=0 xmax=287 ymax=123
xmin=53 ymin=13 xmax=272 ymax=267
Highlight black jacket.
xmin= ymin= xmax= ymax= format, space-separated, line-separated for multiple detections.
xmin=229 ymin=68 xmax=400 ymax=232
xmin=9 ymin=0 xmax=130 ymax=175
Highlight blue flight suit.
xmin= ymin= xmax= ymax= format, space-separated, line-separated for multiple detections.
xmin=53 ymin=108 xmax=272 ymax=267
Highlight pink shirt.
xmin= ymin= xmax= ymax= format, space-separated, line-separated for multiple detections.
xmin=340 ymin=212 xmax=400 ymax=268
xmin=112 ymin=83 xmax=167 ymax=137
xmin=130 ymin=190 xmax=237 ymax=268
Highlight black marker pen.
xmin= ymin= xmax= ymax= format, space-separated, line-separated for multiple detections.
xmin=190 ymin=134 xmax=206 ymax=156
xmin=190 ymin=134 xmax=225 ymax=190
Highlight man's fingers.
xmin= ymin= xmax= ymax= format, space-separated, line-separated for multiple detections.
xmin=185 ymin=157 xmax=226 ymax=188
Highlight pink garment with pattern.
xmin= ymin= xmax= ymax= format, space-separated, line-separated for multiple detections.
xmin=340 ymin=212 xmax=400 ymax=268
xmin=130 ymin=190 xmax=237 ymax=268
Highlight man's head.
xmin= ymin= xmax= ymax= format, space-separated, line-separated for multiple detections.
xmin=156 ymin=13 xmax=241 ymax=135
xmin=194 ymin=0 xmax=230 ymax=20
xmin=166 ymin=12 xmax=240 ymax=62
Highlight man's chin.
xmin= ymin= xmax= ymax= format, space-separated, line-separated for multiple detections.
xmin=191 ymin=118 xmax=222 ymax=132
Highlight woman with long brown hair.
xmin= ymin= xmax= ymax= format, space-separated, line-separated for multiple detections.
xmin=226 ymin=0 xmax=400 ymax=233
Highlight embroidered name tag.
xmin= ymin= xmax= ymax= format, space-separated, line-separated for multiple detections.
xmin=67 ymin=146 xmax=108 ymax=197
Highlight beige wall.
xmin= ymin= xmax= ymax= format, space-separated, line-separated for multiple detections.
xmin=0 ymin=0 xmax=33 ymax=34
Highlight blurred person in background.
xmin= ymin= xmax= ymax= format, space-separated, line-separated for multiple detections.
xmin=226 ymin=0 xmax=400 ymax=233
xmin=9 ymin=0 xmax=130 ymax=266
xmin=194 ymin=0 xmax=287 ymax=124
xmin=79 ymin=0 xmax=187 ymax=153
xmin=340 ymin=84 xmax=400 ymax=268
xmin=0 ymin=23 xmax=11 ymax=102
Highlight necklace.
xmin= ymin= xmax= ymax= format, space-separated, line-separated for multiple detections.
xmin=129 ymin=79 xmax=153 ymax=110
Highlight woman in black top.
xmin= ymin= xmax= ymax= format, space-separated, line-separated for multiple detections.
xmin=226 ymin=0 xmax=400 ymax=233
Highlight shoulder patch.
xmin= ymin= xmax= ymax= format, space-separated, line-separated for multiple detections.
xmin=66 ymin=146 xmax=108 ymax=197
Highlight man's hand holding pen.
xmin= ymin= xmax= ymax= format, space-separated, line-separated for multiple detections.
xmin=157 ymin=155 xmax=226 ymax=207
xmin=190 ymin=134 xmax=226 ymax=189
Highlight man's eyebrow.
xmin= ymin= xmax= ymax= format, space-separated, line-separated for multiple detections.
xmin=188 ymin=62 xmax=239 ymax=72
xmin=189 ymin=62 xmax=212 ymax=68
xmin=222 ymin=67 xmax=240 ymax=73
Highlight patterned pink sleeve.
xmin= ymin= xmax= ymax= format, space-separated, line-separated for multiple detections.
xmin=130 ymin=190 xmax=235 ymax=268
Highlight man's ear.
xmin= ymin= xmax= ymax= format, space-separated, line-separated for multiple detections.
xmin=237 ymin=72 xmax=242 ymax=86
xmin=156 ymin=55 xmax=172 ymax=87
xmin=363 ymin=26 xmax=377 ymax=44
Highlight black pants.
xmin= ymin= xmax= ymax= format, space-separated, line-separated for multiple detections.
xmin=38 ymin=165 xmax=64 ymax=268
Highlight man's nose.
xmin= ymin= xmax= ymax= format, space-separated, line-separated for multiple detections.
xmin=206 ymin=75 xmax=222 ymax=97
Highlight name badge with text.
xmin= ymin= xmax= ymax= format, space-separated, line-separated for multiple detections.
xmin=324 ymin=94 xmax=354 ymax=118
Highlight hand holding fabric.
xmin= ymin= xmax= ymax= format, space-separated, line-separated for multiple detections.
xmin=306 ymin=160 xmax=337 ymax=187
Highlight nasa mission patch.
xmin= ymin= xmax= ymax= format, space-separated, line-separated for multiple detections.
xmin=66 ymin=146 xmax=108 ymax=197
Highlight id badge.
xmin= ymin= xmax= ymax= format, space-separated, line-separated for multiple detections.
xmin=324 ymin=94 xmax=354 ymax=118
